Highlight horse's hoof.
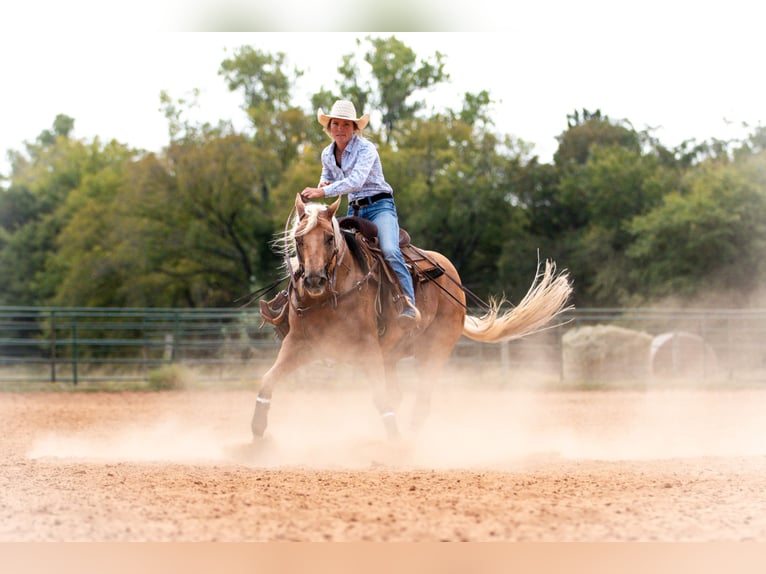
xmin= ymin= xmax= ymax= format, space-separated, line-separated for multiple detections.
xmin=382 ymin=412 xmax=401 ymax=441
xmin=223 ymin=441 xmax=260 ymax=464
xmin=223 ymin=435 xmax=277 ymax=465
xmin=355 ymin=438 xmax=412 ymax=468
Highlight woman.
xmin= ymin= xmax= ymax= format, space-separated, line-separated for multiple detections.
xmin=301 ymin=99 xmax=420 ymax=328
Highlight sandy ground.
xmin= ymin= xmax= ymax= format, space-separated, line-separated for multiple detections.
xmin=2 ymin=385 xmax=766 ymax=542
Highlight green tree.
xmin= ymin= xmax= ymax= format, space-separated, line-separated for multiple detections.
xmin=36 ymin=113 xmax=75 ymax=146
xmin=48 ymin=144 xmax=136 ymax=307
xmin=336 ymin=35 xmax=449 ymax=142
xmin=218 ymin=46 xmax=315 ymax=200
xmin=561 ymin=145 xmax=675 ymax=305
xmin=627 ymin=156 xmax=766 ymax=302
xmin=137 ymin=132 xmax=278 ymax=306
xmin=554 ymin=108 xmax=640 ymax=167
xmin=50 ymin=128 xmax=282 ymax=308
xmin=0 ymin=118 xmax=129 ymax=305
xmin=387 ymin=106 xmax=528 ymax=298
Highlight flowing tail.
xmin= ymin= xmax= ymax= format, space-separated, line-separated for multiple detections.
xmin=463 ymin=260 xmax=573 ymax=343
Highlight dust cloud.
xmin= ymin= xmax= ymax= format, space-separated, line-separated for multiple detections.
xmin=26 ymin=375 xmax=766 ymax=470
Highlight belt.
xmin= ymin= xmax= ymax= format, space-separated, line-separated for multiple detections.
xmin=349 ymin=192 xmax=392 ymax=208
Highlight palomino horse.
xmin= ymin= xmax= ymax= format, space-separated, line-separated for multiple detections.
xmin=252 ymin=194 xmax=573 ymax=440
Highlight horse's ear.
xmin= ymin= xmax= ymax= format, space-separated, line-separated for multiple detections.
xmin=327 ymin=195 xmax=342 ymax=218
xmin=295 ymin=193 xmax=306 ymax=217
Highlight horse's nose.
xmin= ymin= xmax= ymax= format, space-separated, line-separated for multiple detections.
xmin=304 ymin=273 xmax=327 ymax=292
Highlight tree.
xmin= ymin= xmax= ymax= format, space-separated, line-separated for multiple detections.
xmin=48 ymin=146 xmax=136 ymax=307
xmin=626 ymin=156 xmax=766 ymax=303
xmin=558 ymin=145 xmax=675 ymax=305
xmin=49 ymin=128 xmax=283 ymax=308
xmin=335 ymin=35 xmax=449 ymax=142
xmin=36 ymin=114 xmax=75 ymax=146
xmin=387 ymin=107 xmax=528 ymax=298
xmin=0 ymin=118 xmax=131 ymax=306
xmin=554 ymin=108 xmax=640 ymax=167
xmin=128 ymin=132 xmax=279 ymax=307
xmin=218 ymin=46 xmax=315 ymax=200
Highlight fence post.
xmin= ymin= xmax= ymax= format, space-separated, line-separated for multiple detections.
xmin=50 ymin=309 xmax=57 ymax=383
xmin=72 ymin=321 xmax=78 ymax=386
xmin=163 ymin=334 xmax=174 ymax=362
xmin=173 ymin=311 xmax=180 ymax=361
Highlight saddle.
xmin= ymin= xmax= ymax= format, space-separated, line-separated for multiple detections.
xmin=259 ymin=216 xmax=443 ymax=338
xmin=337 ymin=216 xmax=444 ymax=282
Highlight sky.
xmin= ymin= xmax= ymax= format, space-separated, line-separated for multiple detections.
xmin=0 ymin=2 xmax=762 ymax=179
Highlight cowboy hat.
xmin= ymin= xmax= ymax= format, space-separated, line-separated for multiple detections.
xmin=317 ymin=100 xmax=370 ymax=131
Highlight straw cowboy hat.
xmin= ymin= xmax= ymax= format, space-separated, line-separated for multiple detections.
xmin=317 ymin=100 xmax=370 ymax=131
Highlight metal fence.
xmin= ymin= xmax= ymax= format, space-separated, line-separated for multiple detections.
xmin=1 ymin=306 xmax=766 ymax=385
xmin=0 ymin=307 xmax=273 ymax=384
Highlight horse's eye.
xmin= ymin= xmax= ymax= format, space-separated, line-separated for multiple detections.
xmin=325 ymin=235 xmax=334 ymax=246
xmin=295 ymin=238 xmax=304 ymax=248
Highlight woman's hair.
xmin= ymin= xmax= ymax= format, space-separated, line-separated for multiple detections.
xmin=323 ymin=118 xmax=362 ymax=139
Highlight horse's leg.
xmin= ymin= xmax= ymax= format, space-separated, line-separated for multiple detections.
xmin=373 ymin=372 xmax=401 ymax=440
xmin=383 ymin=358 xmax=403 ymax=411
xmin=251 ymin=337 xmax=302 ymax=439
xmin=411 ymin=357 xmax=439 ymax=431
xmin=410 ymin=318 xmax=463 ymax=432
xmin=359 ymin=348 xmax=401 ymax=440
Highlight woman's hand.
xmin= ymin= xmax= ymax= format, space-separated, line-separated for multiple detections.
xmin=301 ymin=182 xmax=329 ymax=200
xmin=300 ymin=187 xmax=324 ymax=200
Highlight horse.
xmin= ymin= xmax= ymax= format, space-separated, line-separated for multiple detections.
xmin=252 ymin=193 xmax=573 ymax=441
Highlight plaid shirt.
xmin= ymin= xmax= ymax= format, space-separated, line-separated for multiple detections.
xmin=319 ymin=135 xmax=393 ymax=202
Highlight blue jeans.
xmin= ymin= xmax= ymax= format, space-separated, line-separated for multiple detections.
xmin=348 ymin=198 xmax=416 ymax=306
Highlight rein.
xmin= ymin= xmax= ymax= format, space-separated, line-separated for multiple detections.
xmin=407 ymin=245 xmax=493 ymax=313
xmin=235 ymin=274 xmax=289 ymax=309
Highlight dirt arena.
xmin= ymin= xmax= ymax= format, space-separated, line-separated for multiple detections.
xmin=3 ymin=384 xmax=766 ymax=542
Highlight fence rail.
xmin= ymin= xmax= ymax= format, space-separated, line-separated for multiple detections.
xmin=0 ymin=307 xmax=274 ymax=384
xmin=1 ymin=306 xmax=766 ymax=385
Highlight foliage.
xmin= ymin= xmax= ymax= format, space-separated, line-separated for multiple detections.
xmin=147 ymin=364 xmax=194 ymax=391
xmin=337 ymin=35 xmax=449 ymax=141
xmin=555 ymin=144 xmax=677 ymax=306
xmin=626 ymin=154 xmax=766 ymax=302
xmin=554 ymin=109 xmax=640 ymax=167
xmin=0 ymin=122 xmax=133 ymax=306
xmin=2 ymin=37 xmax=766 ymax=312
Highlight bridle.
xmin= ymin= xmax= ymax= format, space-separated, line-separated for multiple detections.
xmin=287 ymin=215 xmax=378 ymax=316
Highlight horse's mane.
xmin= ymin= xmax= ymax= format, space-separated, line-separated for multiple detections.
xmin=271 ymin=202 xmax=342 ymax=275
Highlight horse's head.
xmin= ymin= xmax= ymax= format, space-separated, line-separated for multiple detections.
xmin=292 ymin=193 xmax=343 ymax=298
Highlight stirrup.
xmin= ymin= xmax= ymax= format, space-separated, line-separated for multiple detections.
xmin=397 ymin=296 xmax=421 ymax=328
xmin=259 ymin=289 xmax=290 ymax=339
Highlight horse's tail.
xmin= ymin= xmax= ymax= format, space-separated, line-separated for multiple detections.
xmin=462 ymin=260 xmax=573 ymax=343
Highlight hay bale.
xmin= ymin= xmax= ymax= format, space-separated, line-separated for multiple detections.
xmin=562 ymin=325 xmax=652 ymax=382
xmin=650 ymin=331 xmax=719 ymax=378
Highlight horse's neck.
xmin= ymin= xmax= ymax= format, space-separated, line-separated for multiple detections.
xmin=335 ymin=234 xmax=371 ymax=289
